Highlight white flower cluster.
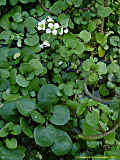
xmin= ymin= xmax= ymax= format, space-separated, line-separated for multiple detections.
xmin=40 ymin=40 xmax=50 ymax=49
xmin=37 ymin=16 xmax=69 ymax=36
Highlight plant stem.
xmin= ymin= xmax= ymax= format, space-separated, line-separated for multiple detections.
xmin=38 ymin=0 xmax=58 ymax=16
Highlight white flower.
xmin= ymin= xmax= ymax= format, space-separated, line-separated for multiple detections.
xmin=13 ymin=52 xmax=21 ymax=59
xmin=38 ymin=20 xmax=46 ymax=30
xmin=54 ymin=23 xmax=59 ymax=29
xmin=58 ymin=61 xmax=63 ymax=65
xmin=52 ymin=29 xmax=57 ymax=35
xmin=40 ymin=44 xmax=44 ymax=49
xmin=43 ymin=40 xmax=50 ymax=47
xmin=47 ymin=16 xmax=54 ymax=22
xmin=46 ymin=28 xmax=51 ymax=34
xmin=59 ymin=27 xmax=63 ymax=35
xmin=64 ymin=28 xmax=68 ymax=33
xmin=48 ymin=23 xmax=54 ymax=29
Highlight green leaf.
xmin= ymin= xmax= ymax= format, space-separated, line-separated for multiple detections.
xmin=76 ymin=103 xmax=87 ymax=116
xmin=96 ymin=62 xmax=107 ymax=75
xmin=104 ymin=132 xmax=115 ymax=145
xmin=24 ymin=17 xmax=38 ymax=34
xmin=6 ymin=138 xmax=17 ymax=149
xmin=20 ymin=118 xmax=33 ymax=138
xmin=51 ymin=129 xmax=72 ymax=156
xmin=96 ymin=33 xmax=107 ymax=46
xmin=9 ymin=0 xmax=19 ymax=6
xmin=31 ymin=110 xmax=45 ymax=124
xmin=38 ymin=84 xmax=59 ymax=107
xmin=50 ymin=105 xmax=70 ymax=125
xmin=0 ymin=79 xmax=9 ymax=91
xmin=78 ymin=30 xmax=91 ymax=42
xmin=0 ymin=0 xmax=6 ymax=5
xmin=85 ymin=110 xmax=99 ymax=128
xmin=0 ymin=101 xmax=17 ymax=121
xmin=110 ymin=36 xmax=120 ymax=46
xmin=107 ymin=63 xmax=120 ymax=73
xmin=98 ymin=46 xmax=105 ymax=57
xmin=50 ymin=0 xmax=68 ymax=15
xmin=97 ymin=6 xmax=112 ymax=17
xmin=0 ymin=146 xmax=25 ymax=160
xmin=58 ymin=13 xmax=69 ymax=27
xmin=34 ymin=125 xmax=57 ymax=147
xmin=24 ymin=34 xmax=39 ymax=46
xmin=16 ymin=74 xmax=29 ymax=88
xmin=99 ymin=84 xmax=109 ymax=96
xmin=17 ymin=98 xmax=37 ymax=116
xmin=63 ymin=82 xmax=74 ymax=96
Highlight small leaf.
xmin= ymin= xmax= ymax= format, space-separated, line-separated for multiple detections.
xmin=98 ymin=46 xmax=105 ymax=57
xmin=31 ymin=110 xmax=45 ymax=124
xmin=16 ymin=74 xmax=29 ymax=88
xmin=78 ymin=30 xmax=91 ymax=42
xmin=6 ymin=138 xmax=17 ymax=149
xmin=96 ymin=62 xmax=107 ymax=75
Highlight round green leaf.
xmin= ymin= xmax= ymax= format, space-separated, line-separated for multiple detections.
xmin=17 ymin=98 xmax=37 ymax=116
xmin=38 ymin=84 xmax=59 ymax=107
xmin=6 ymin=138 xmax=17 ymax=149
xmin=51 ymin=130 xmax=72 ymax=156
xmin=50 ymin=105 xmax=70 ymax=125
xmin=79 ymin=30 xmax=91 ymax=42
xmin=34 ymin=125 xmax=57 ymax=147
xmin=24 ymin=33 xmax=39 ymax=46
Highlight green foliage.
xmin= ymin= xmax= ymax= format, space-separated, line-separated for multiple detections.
xmin=0 ymin=0 xmax=119 ymax=159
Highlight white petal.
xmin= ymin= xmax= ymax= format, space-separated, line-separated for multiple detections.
xmin=38 ymin=26 xmax=42 ymax=30
xmin=46 ymin=28 xmax=51 ymax=34
xmin=58 ymin=61 xmax=63 ymax=65
xmin=40 ymin=44 xmax=44 ymax=49
xmin=47 ymin=16 xmax=54 ymax=22
xmin=48 ymin=23 xmax=54 ymax=29
xmin=43 ymin=40 xmax=50 ymax=47
xmin=41 ymin=19 xmax=46 ymax=24
xmin=64 ymin=28 xmax=68 ymax=33
xmin=54 ymin=23 xmax=59 ymax=29
xmin=13 ymin=52 xmax=20 ymax=59
xmin=52 ymin=29 xmax=57 ymax=35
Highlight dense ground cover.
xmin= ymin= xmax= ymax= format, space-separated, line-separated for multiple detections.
xmin=0 ymin=0 xmax=120 ymax=159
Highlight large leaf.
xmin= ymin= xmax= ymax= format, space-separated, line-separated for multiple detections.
xmin=38 ymin=84 xmax=59 ymax=107
xmin=50 ymin=105 xmax=70 ymax=125
xmin=0 ymin=0 xmax=6 ymax=5
xmin=34 ymin=125 xmax=57 ymax=147
xmin=0 ymin=101 xmax=17 ymax=121
xmin=0 ymin=146 xmax=25 ymax=160
xmin=97 ymin=6 xmax=112 ymax=17
xmin=51 ymin=129 xmax=72 ymax=156
xmin=16 ymin=98 xmax=37 ymax=116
